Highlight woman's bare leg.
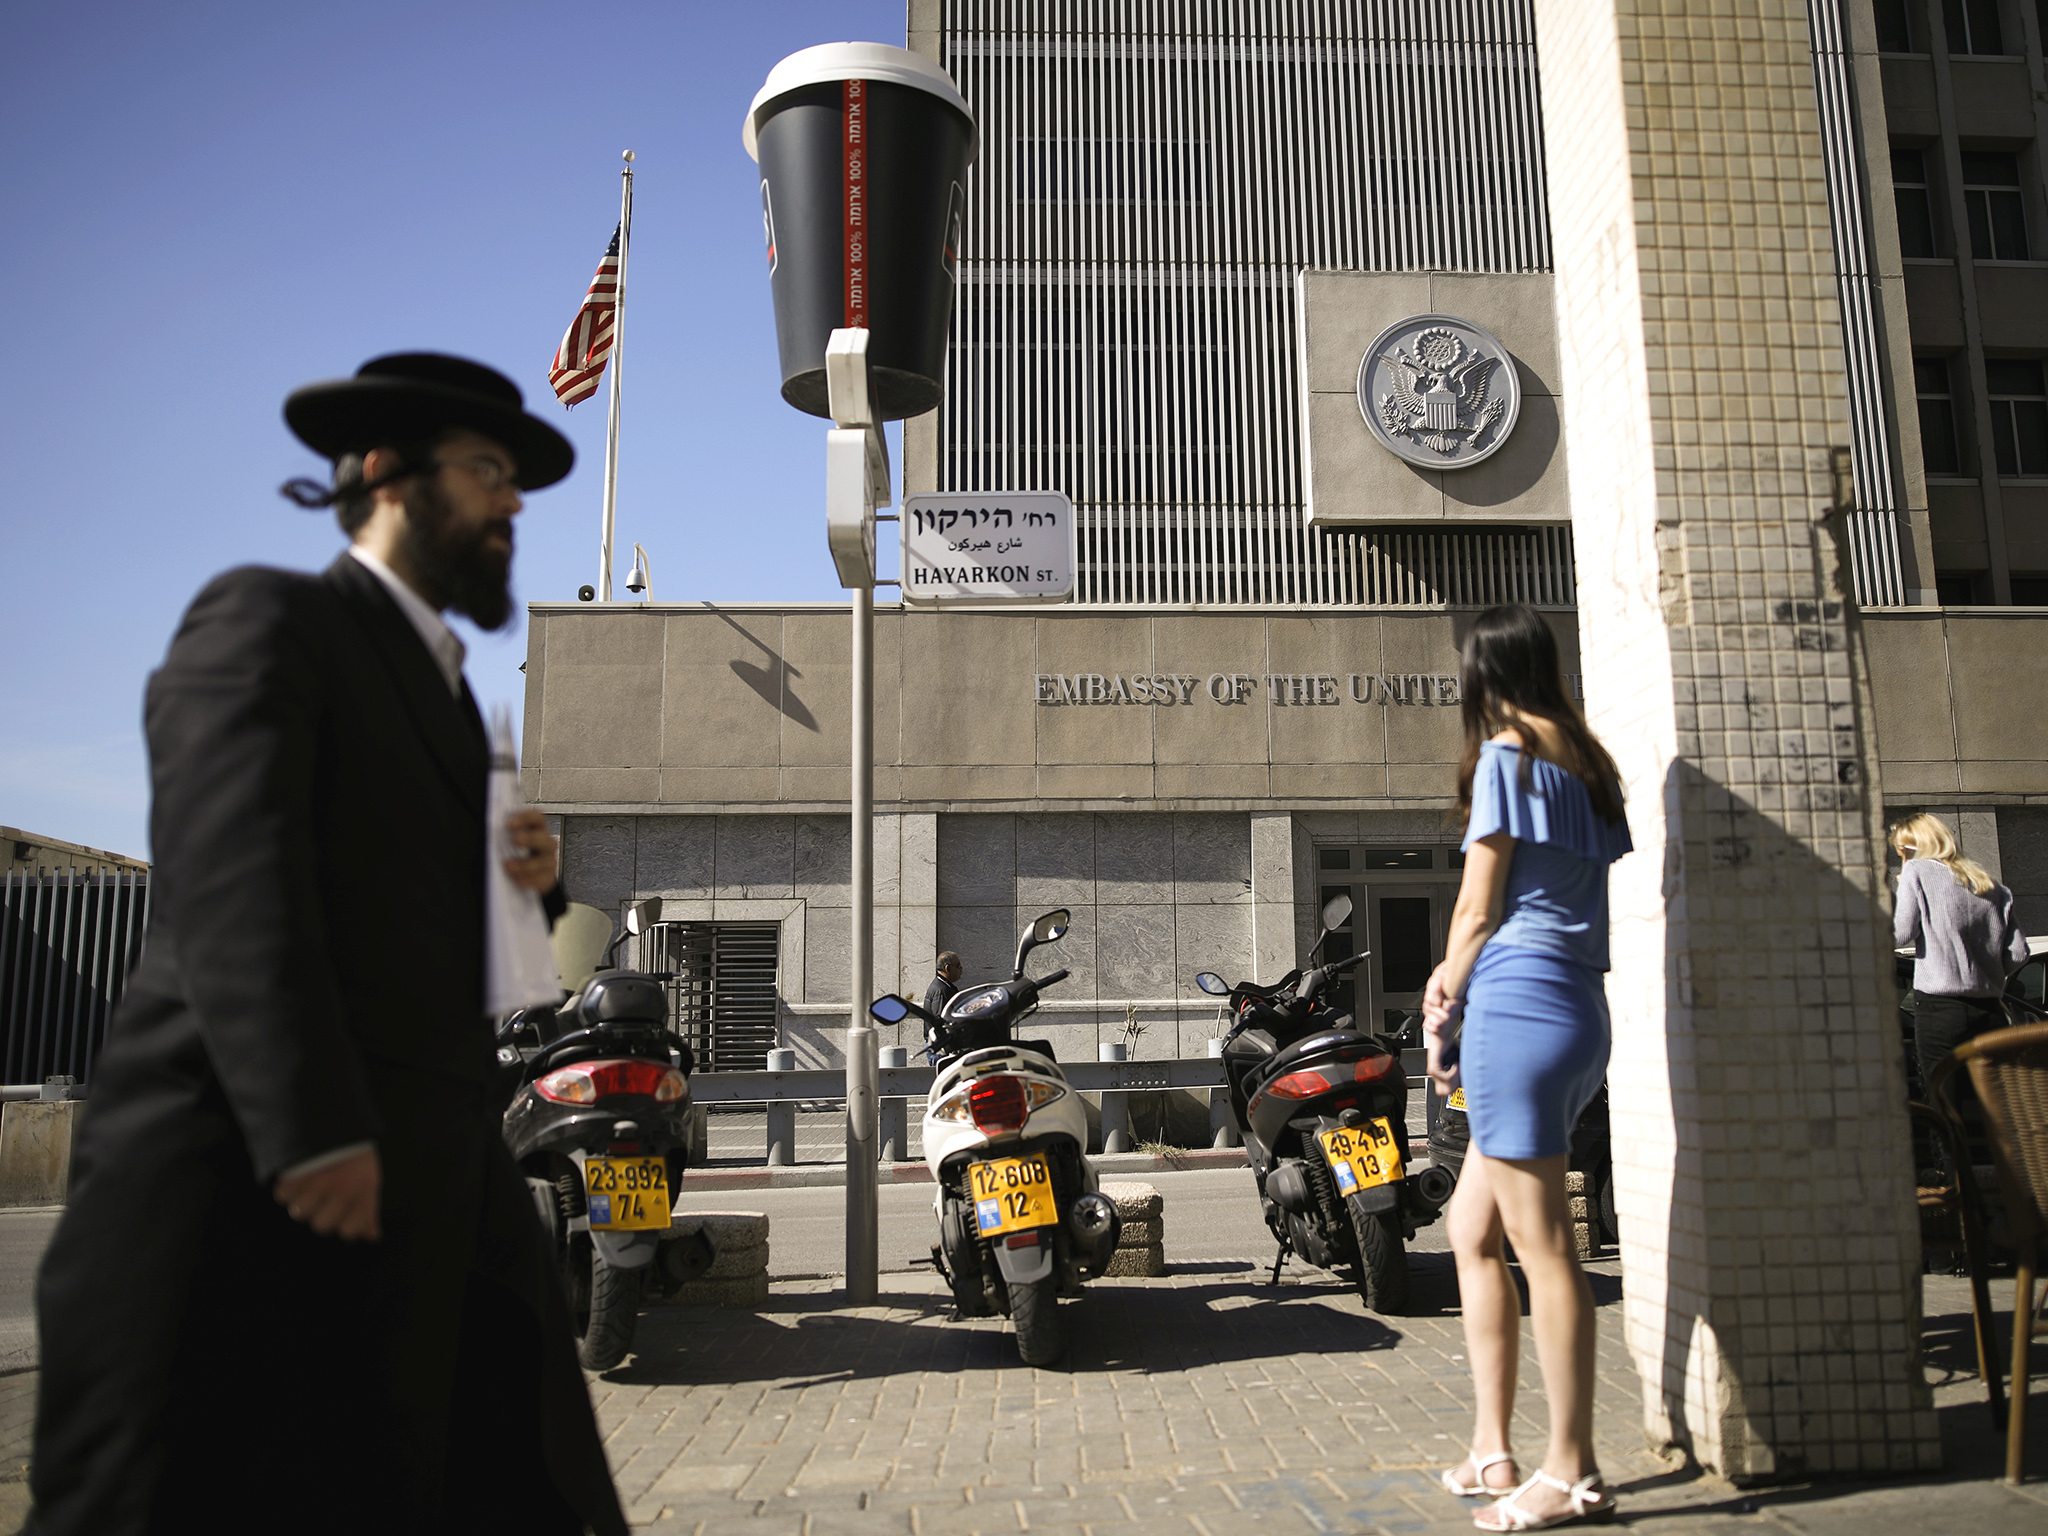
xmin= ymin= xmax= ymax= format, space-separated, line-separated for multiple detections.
xmin=1446 ymin=1148 xmax=1520 ymax=1492
xmin=1476 ymin=1152 xmax=1602 ymax=1528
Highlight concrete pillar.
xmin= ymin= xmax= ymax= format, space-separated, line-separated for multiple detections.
xmin=1249 ymin=812 xmax=1297 ymax=980
xmin=1097 ymin=1043 xmax=1132 ymax=1154
xmin=1533 ymin=0 xmax=1937 ymax=1477
xmin=878 ymin=1045 xmax=909 ymax=1162
xmin=764 ymin=1048 xmax=797 ymax=1166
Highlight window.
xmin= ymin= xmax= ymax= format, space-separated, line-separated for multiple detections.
xmin=1318 ymin=848 xmax=1350 ymax=870
xmin=1936 ymin=571 xmax=1991 ymax=604
xmin=1962 ymin=151 xmax=2030 ymax=259
xmin=1946 ymin=0 xmax=2006 ymax=53
xmin=1892 ymin=146 xmax=1940 ymax=257
xmin=1360 ymin=847 xmax=1433 ymax=871
xmin=1917 ymin=356 xmax=1965 ymax=475
xmin=1987 ymin=359 xmax=2048 ymax=474
xmin=1877 ymin=0 xmax=1918 ymax=50
xmin=2008 ymin=573 xmax=2048 ymax=604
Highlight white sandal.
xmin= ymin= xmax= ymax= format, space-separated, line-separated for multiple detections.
xmin=1440 ymin=1450 xmax=1518 ymax=1498
xmin=1473 ymin=1469 xmax=1616 ymax=1531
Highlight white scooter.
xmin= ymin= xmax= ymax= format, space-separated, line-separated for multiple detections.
xmin=868 ymin=909 xmax=1121 ymax=1366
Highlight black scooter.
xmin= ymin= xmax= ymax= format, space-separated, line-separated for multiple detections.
xmin=496 ymin=898 xmax=713 ymax=1369
xmin=1195 ymin=893 xmax=1453 ymax=1314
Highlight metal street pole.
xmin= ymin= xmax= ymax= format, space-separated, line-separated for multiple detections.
xmin=823 ymin=328 xmax=886 ymax=1304
xmin=845 ymin=579 xmax=878 ymax=1301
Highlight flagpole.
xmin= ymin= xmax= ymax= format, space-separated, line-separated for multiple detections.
xmin=598 ymin=149 xmax=635 ymax=602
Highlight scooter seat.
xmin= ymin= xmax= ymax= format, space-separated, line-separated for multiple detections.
xmin=1247 ymin=1027 xmax=1366 ymax=1091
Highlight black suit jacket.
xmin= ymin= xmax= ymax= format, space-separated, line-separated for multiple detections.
xmin=31 ymin=555 xmax=623 ymax=1536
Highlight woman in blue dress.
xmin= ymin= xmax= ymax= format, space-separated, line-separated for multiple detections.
xmin=1423 ymin=605 xmax=1632 ymax=1532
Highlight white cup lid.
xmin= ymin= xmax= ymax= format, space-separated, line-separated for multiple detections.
xmin=743 ymin=42 xmax=976 ymax=161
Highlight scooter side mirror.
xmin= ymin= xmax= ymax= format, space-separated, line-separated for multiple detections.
xmin=1319 ymin=892 xmax=1353 ymax=931
xmin=1014 ymin=907 xmax=1072 ymax=975
xmin=624 ymin=897 xmax=664 ymax=937
xmin=869 ymin=994 xmax=911 ymax=1025
xmin=1194 ymin=971 xmax=1230 ymax=996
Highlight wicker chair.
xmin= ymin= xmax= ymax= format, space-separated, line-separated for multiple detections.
xmin=1906 ymin=1091 xmax=2002 ymax=1424
xmin=1948 ymin=1020 xmax=2048 ymax=1482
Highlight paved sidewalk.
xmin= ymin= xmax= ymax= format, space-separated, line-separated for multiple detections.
xmin=589 ymin=1263 xmax=2047 ymax=1535
xmin=0 ymin=1266 xmax=2039 ymax=1531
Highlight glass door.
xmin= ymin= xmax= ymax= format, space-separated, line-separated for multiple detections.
xmin=1362 ymin=886 xmax=1457 ymax=1037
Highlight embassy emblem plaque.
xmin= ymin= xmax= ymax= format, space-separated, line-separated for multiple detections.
xmin=1357 ymin=314 xmax=1521 ymax=469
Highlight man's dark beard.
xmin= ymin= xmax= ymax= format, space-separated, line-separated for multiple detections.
xmin=400 ymin=476 xmax=515 ymax=630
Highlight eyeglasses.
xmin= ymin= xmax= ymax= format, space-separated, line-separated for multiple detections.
xmin=433 ymin=454 xmax=518 ymax=492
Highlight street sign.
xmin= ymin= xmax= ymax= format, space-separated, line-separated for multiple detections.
xmin=901 ymin=490 xmax=1076 ymax=604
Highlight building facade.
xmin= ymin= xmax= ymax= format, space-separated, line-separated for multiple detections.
xmin=531 ymin=0 xmax=2047 ymax=1064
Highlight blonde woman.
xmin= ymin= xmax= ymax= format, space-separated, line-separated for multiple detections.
xmin=1891 ymin=813 xmax=2029 ymax=1094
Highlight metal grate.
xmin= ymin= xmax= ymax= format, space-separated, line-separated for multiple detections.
xmin=641 ymin=921 xmax=781 ymax=1075
xmin=1 ymin=871 xmax=151 ymax=1085
xmin=1074 ymin=519 xmax=1576 ymax=607
xmin=939 ymin=0 xmax=1556 ymax=607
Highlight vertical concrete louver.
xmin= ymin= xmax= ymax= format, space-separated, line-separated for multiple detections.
xmin=934 ymin=0 xmax=1559 ymax=606
xmin=1806 ymin=0 xmax=1908 ymax=606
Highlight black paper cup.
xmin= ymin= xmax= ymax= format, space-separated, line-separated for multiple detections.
xmin=744 ymin=43 xmax=975 ymax=421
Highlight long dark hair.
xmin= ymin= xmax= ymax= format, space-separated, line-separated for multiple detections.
xmin=1457 ymin=604 xmax=1624 ymax=824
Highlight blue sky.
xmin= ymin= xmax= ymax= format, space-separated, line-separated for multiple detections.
xmin=0 ymin=0 xmax=905 ymax=858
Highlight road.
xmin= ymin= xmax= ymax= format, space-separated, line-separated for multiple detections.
xmin=681 ymin=1166 xmax=1451 ymax=1281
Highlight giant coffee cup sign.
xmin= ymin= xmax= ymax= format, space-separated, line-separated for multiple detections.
xmin=744 ymin=43 xmax=976 ymax=421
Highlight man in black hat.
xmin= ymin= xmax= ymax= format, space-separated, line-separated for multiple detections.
xmin=29 ymin=355 xmax=626 ymax=1536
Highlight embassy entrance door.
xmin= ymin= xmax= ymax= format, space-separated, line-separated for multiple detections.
xmin=1315 ymin=846 xmax=1463 ymax=1035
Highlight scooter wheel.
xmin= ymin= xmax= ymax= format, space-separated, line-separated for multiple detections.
xmin=1348 ymin=1203 xmax=1412 ymax=1316
xmin=1011 ymin=1276 xmax=1066 ymax=1367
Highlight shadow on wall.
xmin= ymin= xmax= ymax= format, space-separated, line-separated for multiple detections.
xmin=719 ymin=611 xmax=819 ymax=733
xmin=1648 ymin=756 xmax=1929 ymax=1478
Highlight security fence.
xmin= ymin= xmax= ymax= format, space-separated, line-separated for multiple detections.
xmin=1 ymin=870 xmax=151 ymax=1086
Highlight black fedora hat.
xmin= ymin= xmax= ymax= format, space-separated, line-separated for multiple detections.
xmin=284 ymin=352 xmax=574 ymax=491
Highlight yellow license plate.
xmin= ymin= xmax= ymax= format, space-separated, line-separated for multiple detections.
xmin=584 ymin=1156 xmax=670 ymax=1231
xmin=1319 ymin=1118 xmax=1404 ymax=1196
xmin=1447 ymin=1088 xmax=1467 ymax=1111
xmin=967 ymin=1153 xmax=1058 ymax=1237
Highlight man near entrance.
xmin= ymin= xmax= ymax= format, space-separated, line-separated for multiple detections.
xmin=29 ymin=354 xmax=626 ymax=1535
xmin=924 ymin=950 xmax=964 ymax=1017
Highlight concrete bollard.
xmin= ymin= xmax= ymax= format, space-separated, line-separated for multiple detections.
xmin=0 ymin=1099 xmax=80 ymax=1207
xmin=686 ymin=1103 xmax=710 ymax=1168
xmin=1098 ymin=1042 xmax=1132 ymax=1154
xmin=657 ymin=1211 xmax=772 ymax=1308
xmin=878 ymin=1045 xmax=908 ymax=1162
xmin=764 ymin=1048 xmax=796 ymax=1166
xmin=1207 ymin=1037 xmax=1240 ymax=1148
xmin=1098 ymin=1181 xmax=1165 ymax=1276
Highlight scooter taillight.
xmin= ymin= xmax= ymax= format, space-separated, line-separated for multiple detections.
xmin=535 ymin=1059 xmax=687 ymax=1105
xmin=968 ymin=1074 xmax=1031 ymax=1133
xmin=1352 ymin=1055 xmax=1397 ymax=1083
xmin=1267 ymin=1069 xmax=1334 ymax=1099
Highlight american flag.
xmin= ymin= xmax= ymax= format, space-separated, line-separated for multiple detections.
xmin=548 ymin=226 xmax=621 ymax=407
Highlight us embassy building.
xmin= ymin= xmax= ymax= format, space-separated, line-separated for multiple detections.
xmin=524 ymin=0 xmax=2048 ymax=1474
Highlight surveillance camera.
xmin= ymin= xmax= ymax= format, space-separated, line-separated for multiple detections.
xmin=577 ymin=584 xmax=596 ymax=603
xmin=626 ymin=571 xmax=646 ymax=594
